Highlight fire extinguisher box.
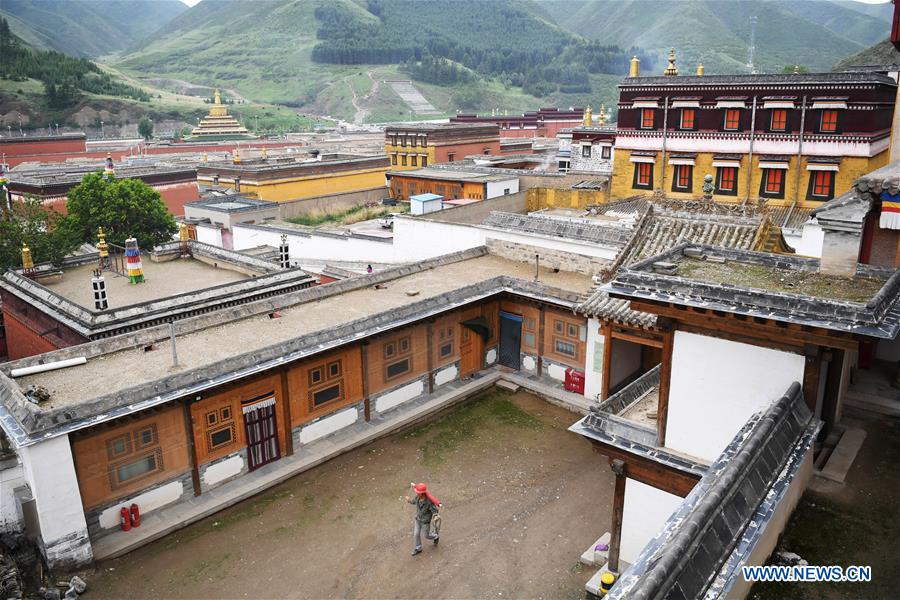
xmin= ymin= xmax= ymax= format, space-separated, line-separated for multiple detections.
xmin=564 ymin=368 xmax=585 ymax=394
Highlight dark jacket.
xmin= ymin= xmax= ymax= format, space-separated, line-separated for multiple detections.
xmin=409 ymin=494 xmax=439 ymax=523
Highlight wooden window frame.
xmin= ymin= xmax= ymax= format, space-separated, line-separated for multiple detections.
xmin=582 ymin=145 xmax=591 ymax=158
xmin=109 ymin=448 xmax=163 ymax=490
xmin=723 ymin=109 xmax=741 ymax=131
xmin=310 ymin=381 xmax=344 ymax=408
xmin=385 ymin=357 xmax=411 ymax=381
xmin=309 ymin=366 xmax=324 ymax=386
xmin=819 ymin=110 xmax=839 ymax=134
xmin=554 ymin=339 xmax=577 ymax=358
xmin=633 ymin=162 xmax=653 ymax=189
xmin=672 ymin=164 xmax=693 ymax=192
xmin=439 ymin=342 xmax=453 ymax=358
xmin=134 ymin=424 xmax=158 ymax=450
xmin=206 ymin=411 xmax=218 ymax=427
xmin=207 ymin=423 xmax=236 ymax=451
xmin=327 ymin=360 xmax=342 ymax=380
xmin=640 ymin=108 xmax=655 ymax=129
xmin=601 ymin=146 xmax=611 ymax=159
xmin=715 ymin=167 xmax=738 ymax=196
xmin=769 ymin=109 xmax=788 ymax=132
xmin=401 ymin=155 xmax=407 ymax=166
xmin=760 ymin=168 xmax=786 ymax=199
xmin=390 ymin=155 xmax=397 ymax=166
xmin=105 ymin=434 xmax=132 ymax=461
xmin=807 ymin=170 xmax=836 ymax=200
xmin=679 ymin=108 xmax=695 ymax=130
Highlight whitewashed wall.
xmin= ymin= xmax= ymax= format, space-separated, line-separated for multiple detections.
xmin=609 ymin=339 xmax=642 ymax=390
xmin=485 ymin=179 xmax=520 ymax=198
xmin=620 ymin=478 xmax=684 ymax=565
xmin=666 ymin=331 xmax=805 ymax=462
xmin=583 ymin=318 xmax=604 ymax=402
xmin=0 ymin=461 xmax=25 ymax=532
xmin=232 ymin=225 xmax=398 ymax=263
xmin=786 ymin=221 xmax=824 ymax=258
xmin=195 ymin=223 xmax=223 ymax=247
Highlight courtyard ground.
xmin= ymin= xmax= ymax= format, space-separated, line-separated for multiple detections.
xmin=750 ymin=405 xmax=900 ymax=599
xmin=83 ymin=390 xmax=613 ymax=599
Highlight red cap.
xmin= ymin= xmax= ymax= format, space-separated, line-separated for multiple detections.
xmin=414 ymin=482 xmax=427 ymax=494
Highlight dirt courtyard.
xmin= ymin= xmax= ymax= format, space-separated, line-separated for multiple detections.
xmin=84 ymin=390 xmax=615 ymax=599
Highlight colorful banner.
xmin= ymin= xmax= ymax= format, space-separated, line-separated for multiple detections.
xmin=124 ymin=237 xmax=144 ymax=284
xmin=880 ymin=191 xmax=900 ymax=230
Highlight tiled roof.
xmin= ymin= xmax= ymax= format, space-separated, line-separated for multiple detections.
xmin=608 ymin=382 xmax=819 ymax=599
xmin=622 ymin=71 xmax=896 ymax=87
xmin=481 ymin=211 xmax=632 ymax=247
xmin=576 ymin=292 xmax=658 ymax=328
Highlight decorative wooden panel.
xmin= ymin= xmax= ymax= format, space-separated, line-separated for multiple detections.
xmin=286 ymin=345 xmax=364 ymax=427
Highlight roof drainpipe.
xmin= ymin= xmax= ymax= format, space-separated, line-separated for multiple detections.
xmin=743 ymin=96 xmax=758 ymax=206
xmin=785 ymin=95 xmax=808 ymax=227
xmin=659 ymin=96 xmax=669 ymax=192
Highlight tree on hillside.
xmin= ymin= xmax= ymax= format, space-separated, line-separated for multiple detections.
xmin=138 ymin=117 xmax=154 ymax=140
xmin=0 ymin=197 xmax=81 ymax=270
xmin=61 ymin=173 xmax=177 ymax=250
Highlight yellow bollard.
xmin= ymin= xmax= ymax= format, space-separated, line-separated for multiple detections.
xmin=599 ymin=571 xmax=616 ymax=596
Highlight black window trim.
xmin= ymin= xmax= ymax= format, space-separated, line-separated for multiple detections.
xmin=632 ymin=161 xmax=654 ymax=190
xmin=715 ymin=166 xmax=739 ymax=196
xmin=759 ymin=168 xmax=787 ymax=199
xmin=671 ymin=164 xmax=693 ymax=193
xmin=806 ymin=169 xmax=836 ymax=201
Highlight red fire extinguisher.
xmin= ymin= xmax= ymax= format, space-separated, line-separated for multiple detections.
xmin=119 ymin=507 xmax=131 ymax=532
xmin=130 ymin=503 xmax=141 ymax=528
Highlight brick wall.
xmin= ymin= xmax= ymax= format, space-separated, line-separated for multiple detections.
xmin=486 ymin=238 xmax=609 ymax=276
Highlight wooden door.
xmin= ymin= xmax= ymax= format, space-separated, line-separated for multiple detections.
xmin=242 ymin=396 xmax=281 ymax=471
xmin=459 ymin=326 xmax=483 ymax=377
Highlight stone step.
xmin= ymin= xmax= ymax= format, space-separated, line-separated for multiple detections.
xmin=816 ymin=428 xmax=866 ymax=483
xmin=845 ymin=391 xmax=900 ymax=417
xmin=579 ymin=531 xmax=611 ymax=566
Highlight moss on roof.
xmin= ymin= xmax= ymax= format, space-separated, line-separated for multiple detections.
xmin=675 ymin=258 xmax=886 ymax=303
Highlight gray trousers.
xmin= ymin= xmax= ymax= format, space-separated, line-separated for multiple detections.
xmin=414 ymin=519 xmax=437 ymax=550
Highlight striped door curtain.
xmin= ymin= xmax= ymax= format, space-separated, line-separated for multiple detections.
xmin=242 ymin=395 xmax=281 ymax=470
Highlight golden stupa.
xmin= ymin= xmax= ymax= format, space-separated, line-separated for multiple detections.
xmin=188 ymin=89 xmax=255 ymax=140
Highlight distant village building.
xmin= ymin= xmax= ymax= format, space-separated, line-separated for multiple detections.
xmin=188 ymin=89 xmax=254 ymax=141
xmin=383 ymin=123 xmax=501 ymax=170
xmin=386 ymin=166 xmax=519 ymax=201
xmin=610 ymin=54 xmax=896 ymax=209
xmin=0 ymin=133 xmax=87 ymax=164
xmin=196 ymin=152 xmax=389 ymax=202
xmin=450 ymin=107 xmax=585 ymax=138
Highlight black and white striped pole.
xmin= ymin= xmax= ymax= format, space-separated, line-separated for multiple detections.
xmin=279 ymin=234 xmax=290 ymax=269
xmin=92 ymin=269 xmax=108 ymax=310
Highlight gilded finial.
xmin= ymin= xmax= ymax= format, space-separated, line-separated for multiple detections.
xmin=97 ymin=227 xmax=108 ymax=259
xmin=598 ymin=104 xmax=608 ymax=127
xmin=583 ymin=105 xmax=593 ymax=127
xmin=203 ymin=152 xmax=208 ymax=163
xmin=629 ymin=55 xmax=640 ymax=78
xmin=233 ymin=147 xmax=241 ymax=164
xmin=664 ymin=49 xmax=678 ymax=76
xmin=214 ymin=88 xmax=222 ymax=105
xmin=793 ymin=65 xmax=800 ymax=74
xmin=179 ymin=222 xmax=190 ymax=242
xmin=21 ymin=242 xmax=33 ymax=270
xmin=696 ymin=63 xmax=704 ymax=76
xmin=261 ymin=146 xmax=268 ymax=160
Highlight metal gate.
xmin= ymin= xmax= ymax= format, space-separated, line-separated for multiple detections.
xmin=242 ymin=395 xmax=281 ymax=471
xmin=498 ymin=311 xmax=523 ymax=370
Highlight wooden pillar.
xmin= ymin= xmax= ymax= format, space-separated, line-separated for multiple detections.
xmin=608 ymin=458 xmax=627 ymax=573
xmin=537 ymin=305 xmax=546 ymax=377
xmin=802 ymin=346 xmax=822 ymax=413
xmin=280 ymin=369 xmax=294 ymax=457
xmin=426 ymin=321 xmax=435 ymax=394
xmin=600 ymin=322 xmax=613 ymax=401
xmin=361 ymin=342 xmax=371 ymax=421
xmin=656 ymin=330 xmax=674 ymax=447
xmin=182 ymin=400 xmax=201 ymax=497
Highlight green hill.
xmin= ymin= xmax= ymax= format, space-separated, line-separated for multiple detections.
xmin=834 ymin=38 xmax=900 ymax=70
xmin=537 ymin=0 xmax=892 ymax=75
xmin=0 ymin=0 xmax=187 ymax=57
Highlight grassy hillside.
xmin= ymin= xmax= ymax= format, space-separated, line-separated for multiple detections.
xmin=0 ymin=0 xmax=187 ymax=57
xmin=538 ymin=0 xmax=890 ymax=75
xmin=834 ymin=38 xmax=900 ymax=70
xmin=115 ymin=0 xmax=647 ymax=123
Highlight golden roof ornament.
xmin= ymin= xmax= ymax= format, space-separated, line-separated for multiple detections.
xmin=696 ymin=63 xmax=705 ymax=76
xmin=261 ymin=146 xmax=268 ymax=160
xmin=97 ymin=227 xmax=108 ymax=259
xmin=629 ymin=55 xmax=640 ymax=77
xmin=793 ymin=65 xmax=801 ymax=74
xmin=598 ymin=104 xmax=608 ymax=127
xmin=179 ymin=222 xmax=190 ymax=242
xmin=664 ymin=49 xmax=678 ymax=76
xmin=233 ymin=147 xmax=241 ymax=164
xmin=21 ymin=242 xmax=33 ymax=270
xmin=583 ymin=105 xmax=593 ymax=127
xmin=214 ymin=88 xmax=222 ymax=105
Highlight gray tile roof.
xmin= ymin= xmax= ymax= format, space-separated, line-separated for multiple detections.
xmin=607 ymin=382 xmax=819 ymax=600
xmin=622 ymin=71 xmax=896 ymax=87
xmin=481 ymin=211 xmax=632 ymax=248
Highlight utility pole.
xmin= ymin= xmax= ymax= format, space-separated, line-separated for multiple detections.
xmin=746 ymin=15 xmax=757 ymax=74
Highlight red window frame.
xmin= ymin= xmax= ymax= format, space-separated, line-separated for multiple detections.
xmin=770 ymin=109 xmax=787 ymax=131
xmin=641 ymin=109 xmax=655 ymax=129
xmin=718 ymin=167 xmax=736 ymax=192
xmin=675 ymin=165 xmax=691 ymax=189
xmin=765 ymin=169 xmax=784 ymax=194
xmin=637 ymin=162 xmax=652 ymax=186
xmin=680 ymin=109 xmax=695 ymax=129
xmin=812 ymin=171 xmax=833 ymax=197
xmin=724 ymin=109 xmax=740 ymax=130
xmin=820 ymin=110 xmax=838 ymax=133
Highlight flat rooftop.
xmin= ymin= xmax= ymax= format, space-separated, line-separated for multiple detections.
xmin=386 ymin=167 xmax=516 ymax=183
xmin=40 ymin=259 xmax=249 ymax=309
xmin=9 ymin=253 xmax=590 ymax=413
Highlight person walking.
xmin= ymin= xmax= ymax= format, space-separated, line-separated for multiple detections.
xmin=405 ymin=482 xmax=441 ymax=555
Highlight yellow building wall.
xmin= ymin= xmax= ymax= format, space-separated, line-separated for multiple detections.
xmin=384 ymin=143 xmax=434 ymax=170
xmin=525 ymin=187 xmax=607 ymax=211
xmin=611 ymin=149 xmax=889 ymax=204
xmin=237 ymin=167 xmax=388 ymax=202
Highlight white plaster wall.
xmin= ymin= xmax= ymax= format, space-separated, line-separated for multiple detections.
xmin=0 ymin=461 xmax=25 ymax=532
xmin=522 ymin=355 xmax=537 ymax=372
xmin=375 ymin=380 xmax=425 ymax=413
xmin=609 ymin=339 xmax=642 ymax=390
xmin=666 ymin=331 xmax=805 ymax=462
xmin=18 ymin=435 xmax=89 ymax=547
xmin=787 ymin=221 xmax=824 ymax=258
xmin=97 ymin=480 xmax=184 ymax=530
xmin=584 ymin=318 xmax=604 ymax=402
xmin=299 ymin=407 xmax=359 ymax=444
xmin=195 ymin=224 xmax=223 ymax=247
xmin=485 ymin=179 xmax=520 ymax=198
xmin=547 ymin=363 xmax=568 ymax=381
xmin=232 ymin=225 xmax=398 ymax=264
xmin=434 ymin=364 xmax=459 ymax=387
xmin=202 ymin=454 xmax=245 ymax=486
xmin=620 ymin=478 xmax=684 ymax=565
